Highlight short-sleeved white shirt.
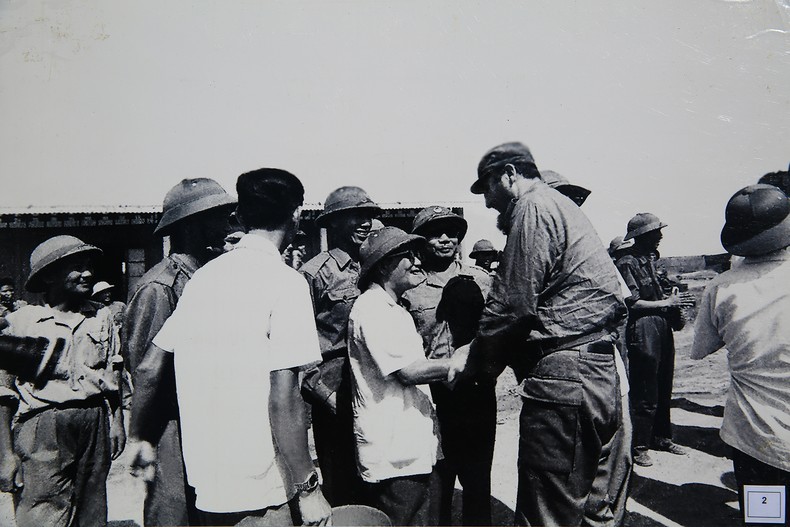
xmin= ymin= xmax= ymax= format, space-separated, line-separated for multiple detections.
xmin=347 ymin=284 xmax=438 ymax=483
xmin=154 ymin=233 xmax=321 ymax=513
xmin=691 ymin=249 xmax=790 ymax=472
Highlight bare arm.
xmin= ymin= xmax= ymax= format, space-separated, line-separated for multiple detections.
xmin=270 ymin=368 xmax=331 ymax=526
xmin=0 ymin=399 xmax=21 ymax=493
xmin=395 ymin=358 xmax=452 ymax=385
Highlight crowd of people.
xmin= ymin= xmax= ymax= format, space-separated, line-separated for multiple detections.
xmin=0 ymin=142 xmax=787 ymax=527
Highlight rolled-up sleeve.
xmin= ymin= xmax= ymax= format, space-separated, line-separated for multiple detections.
xmin=690 ymin=284 xmax=724 ymax=360
xmin=479 ymin=200 xmax=558 ymax=339
xmin=124 ymin=283 xmax=174 ymax=375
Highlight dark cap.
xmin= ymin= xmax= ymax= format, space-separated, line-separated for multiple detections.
xmin=472 ymin=142 xmax=536 ymax=195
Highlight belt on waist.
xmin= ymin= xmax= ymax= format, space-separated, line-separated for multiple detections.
xmin=528 ymin=328 xmax=616 ymax=358
xmin=320 ymin=347 xmax=348 ymax=362
xmin=16 ymin=393 xmax=107 ymax=424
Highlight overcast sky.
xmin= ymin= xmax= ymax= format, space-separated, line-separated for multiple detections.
xmin=1 ymin=0 xmax=789 ymax=256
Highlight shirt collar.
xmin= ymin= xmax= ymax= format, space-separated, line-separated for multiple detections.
xmin=328 ymin=247 xmax=355 ymax=270
xmin=743 ymin=246 xmax=790 ymax=264
xmin=169 ymin=252 xmax=201 ymax=278
xmin=368 ymin=283 xmax=398 ymax=307
xmin=36 ymin=299 xmax=99 ymax=325
xmin=236 ymin=232 xmax=282 ymax=257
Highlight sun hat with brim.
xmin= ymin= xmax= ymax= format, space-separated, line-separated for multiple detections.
xmin=469 ymin=239 xmax=498 ymax=259
xmin=154 ymin=178 xmax=237 ymax=236
xmin=411 ymin=206 xmax=468 ymax=241
xmin=358 ymin=226 xmax=425 ymax=290
xmin=92 ymin=281 xmax=114 ymax=297
xmin=624 ymin=213 xmax=668 ymax=241
xmin=471 ymin=142 xmax=537 ymax=195
xmin=26 ymin=235 xmax=103 ymax=293
xmin=540 ymin=170 xmax=592 ymax=205
xmin=721 ymin=184 xmax=790 ymax=256
xmin=315 ymin=186 xmax=381 ymax=227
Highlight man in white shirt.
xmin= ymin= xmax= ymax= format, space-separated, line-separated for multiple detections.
xmin=347 ymin=226 xmax=466 ymax=526
xmin=691 ymin=183 xmax=790 ymax=524
xmin=131 ymin=168 xmax=331 ymax=527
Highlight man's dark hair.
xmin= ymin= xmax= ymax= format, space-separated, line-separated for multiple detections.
xmin=236 ymin=168 xmax=304 ymax=230
xmin=512 ymin=161 xmax=541 ymax=180
xmin=0 ymin=277 xmax=15 ymax=288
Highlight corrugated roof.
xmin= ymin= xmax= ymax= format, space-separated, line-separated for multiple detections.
xmin=0 ymin=201 xmax=473 ymax=216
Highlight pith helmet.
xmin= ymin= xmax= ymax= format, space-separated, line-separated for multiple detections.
xmin=540 ymin=170 xmax=592 ymax=206
xmin=469 ymin=239 xmax=497 ymax=259
xmin=608 ymin=236 xmax=633 ymax=256
xmin=358 ymin=227 xmax=424 ymax=290
xmin=411 ymin=206 xmax=468 ymax=240
xmin=26 ymin=235 xmax=102 ymax=293
xmin=721 ymin=184 xmax=790 ymax=256
xmin=92 ymin=281 xmax=114 ymax=297
xmin=154 ymin=178 xmax=236 ymax=236
xmin=315 ymin=186 xmax=381 ymax=227
xmin=624 ymin=213 xmax=667 ymax=241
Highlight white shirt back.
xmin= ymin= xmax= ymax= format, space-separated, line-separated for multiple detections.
xmin=154 ymin=233 xmax=321 ymax=513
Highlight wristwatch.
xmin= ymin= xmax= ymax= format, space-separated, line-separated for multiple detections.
xmin=294 ymin=471 xmax=320 ymax=495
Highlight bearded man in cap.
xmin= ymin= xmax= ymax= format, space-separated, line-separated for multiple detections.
xmin=400 ymin=206 xmax=494 ymax=526
xmin=0 ymin=236 xmax=125 ymax=527
xmin=616 ymin=213 xmax=694 ymax=468
xmin=299 ymin=186 xmax=381 ymax=506
xmin=460 ymin=142 xmax=627 ymax=527
xmin=692 ymin=184 xmax=790 ymax=523
xmin=132 ymin=169 xmax=331 ymax=526
xmin=126 ymin=178 xmax=236 ymax=526
xmin=348 ymin=226 xmax=467 ymax=526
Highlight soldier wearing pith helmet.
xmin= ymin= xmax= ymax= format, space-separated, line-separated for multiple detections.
xmin=0 ymin=235 xmax=125 ymax=527
xmin=299 ymin=186 xmax=381 ymax=507
xmin=401 ymin=206 xmax=494 ymax=525
xmin=616 ymin=212 xmax=694 ymax=468
xmin=125 ymin=178 xmax=236 ymax=527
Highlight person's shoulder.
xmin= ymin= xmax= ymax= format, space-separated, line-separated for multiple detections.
xmin=460 ymin=262 xmax=491 ymax=281
xmin=299 ymin=251 xmax=333 ymax=277
xmin=615 ymin=254 xmax=639 ymax=267
xmin=136 ymin=257 xmax=181 ymax=289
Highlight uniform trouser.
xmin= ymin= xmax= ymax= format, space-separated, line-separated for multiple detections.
xmin=13 ymin=403 xmax=110 ymax=527
xmin=430 ymin=381 xmax=497 ymax=526
xmin=731 ymin=448 xmax=790 ymax=526
xmin=514 ymin=349 xmax=620 ymax=527
xmin=145 ymin=418 xmax=199 ymax=526
xmin=363 ymin=473 xmax=433 ymax=527
xmin=584 ymin=391 xmax=633 ymax=527
xmin=312 ymin=364 xmax=363 ymax=507
xmin=627 ymin=315 xmax=675 ymax=450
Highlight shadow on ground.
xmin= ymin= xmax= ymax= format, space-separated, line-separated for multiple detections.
xmin=625 ymin=397 xmax=740 ymax=527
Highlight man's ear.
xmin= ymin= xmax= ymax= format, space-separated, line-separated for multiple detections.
xmin=503 ymin=164 xmax=518 ymax=184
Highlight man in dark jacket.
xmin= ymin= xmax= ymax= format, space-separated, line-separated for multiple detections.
xmin=125 ymin=178 xmax=235 ymax=526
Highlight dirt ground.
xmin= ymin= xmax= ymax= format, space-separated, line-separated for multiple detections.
xmin=0 ymin=273 xmax=744 ymax=527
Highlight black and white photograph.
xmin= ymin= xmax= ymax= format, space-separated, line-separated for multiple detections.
xmin=1 ymin=1 xmax=789 ymax=526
